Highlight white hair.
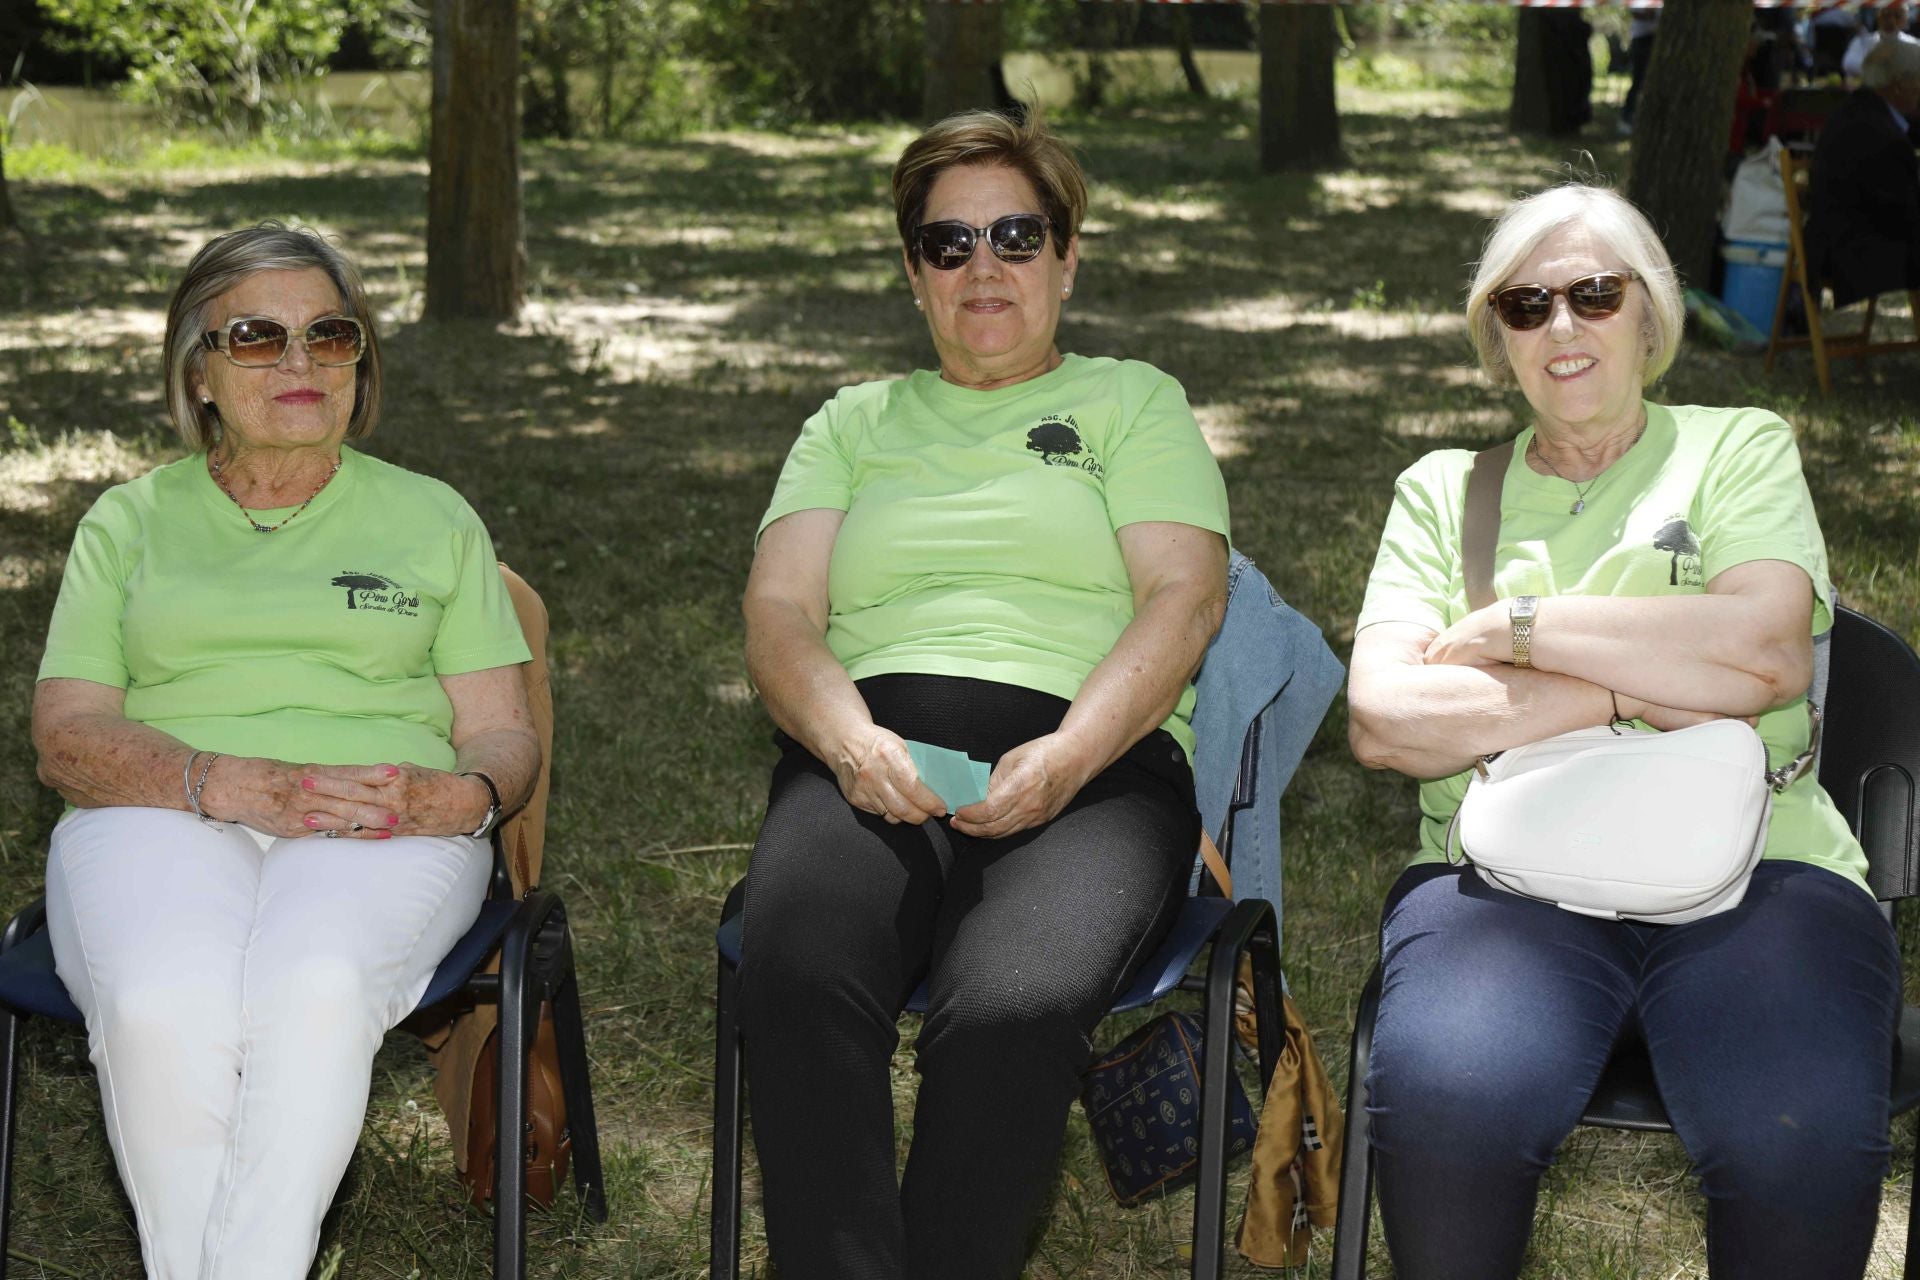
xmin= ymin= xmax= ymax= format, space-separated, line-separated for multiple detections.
xmin=1862 ymin=37 xmax=1920 ymax=91
xmin=1466 ymin=184 xmax=1685 ymax=388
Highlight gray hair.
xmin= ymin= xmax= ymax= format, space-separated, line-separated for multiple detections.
xmin=162 ymin=222 xmax=382 ymax=450
xmin=1465 ymin=184 xmax=1685 ymax=388
xmin=1861 ymin=36 xmax=1920 ymax=91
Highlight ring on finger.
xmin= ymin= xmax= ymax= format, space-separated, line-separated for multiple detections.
xmin=322 ymin=829 xmax=341 ymax=839
xmin=349 ymin=822 xmax=364 ymax=832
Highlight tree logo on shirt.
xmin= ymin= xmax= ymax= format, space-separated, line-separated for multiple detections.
xmin=331 ymin=571 xmax=420 ymax=615
xmin=1025 ymin=414 xmax=1104 ymax=478
xmin=1652 ymin=517 xmax=1703 ymax=587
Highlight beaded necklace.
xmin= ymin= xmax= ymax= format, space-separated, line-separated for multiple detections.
xmin=208 ymin=452 xmax=340 ymax=533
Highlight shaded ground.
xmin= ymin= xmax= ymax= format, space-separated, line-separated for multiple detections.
xmin=1 ymin=86 xmax=1917 ymax=1277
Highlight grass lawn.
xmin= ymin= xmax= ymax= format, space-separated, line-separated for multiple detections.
xmin=2 ymin=83 xmax=1918 ymax=1278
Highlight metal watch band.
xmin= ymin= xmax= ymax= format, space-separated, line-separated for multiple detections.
xmin=460 ymin=770 xmax=502 ymax=839
xmin=1510 ymin=595 xmax=1538 ymax=669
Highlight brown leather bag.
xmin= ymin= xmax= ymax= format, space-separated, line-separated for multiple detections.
xmin=417 ymin=564 xmax=568 ymax=1206
xmin=459 ymin=1002 xmax=572 ymax=1207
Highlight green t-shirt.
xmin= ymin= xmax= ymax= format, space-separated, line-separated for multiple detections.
xmin=1356 ymin=402 xmax=1867 ymax=893
xmin=37 ymin=446 xmax=531 ymax=771
xmin=757 ymin=354 xmax=1231 ymax=758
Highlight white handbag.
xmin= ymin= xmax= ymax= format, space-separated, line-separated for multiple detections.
xmin=1446 ymin=441 xmax=1818 ymax=925
xmin=1446 ymin=717 xmax=1815 ymax=924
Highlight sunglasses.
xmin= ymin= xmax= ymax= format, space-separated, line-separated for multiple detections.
xmin=912 ymin=213 xmax=1052 ymax=271
xmin=1487 ymin=271 xmax=1638 ymax=331
xmin=201 ymin=315 xmax=367 ymax=368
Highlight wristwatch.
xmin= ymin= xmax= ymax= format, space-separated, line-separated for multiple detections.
xmin=1509 ymin=595 xmax=1539 ymax=669
xmin=460 ymin=771 xmax=503 ymax=839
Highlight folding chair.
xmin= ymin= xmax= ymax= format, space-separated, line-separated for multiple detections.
xmin=1766 ymin=146 xmax=1920 ymax=395
xmin=0 ymin=565 xmax=607 ymax=1280
xmin=1329 ymin=604 xmax=1920 ymax=1278
xmin=710 ymin=723 xmax=1288 ymax=1280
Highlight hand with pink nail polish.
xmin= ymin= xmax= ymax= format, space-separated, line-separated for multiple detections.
xmin=296 ymin=763 xmax=497 ymax=840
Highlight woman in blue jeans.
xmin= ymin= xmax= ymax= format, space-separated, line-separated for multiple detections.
xmin=1346 ymin=183 xmax=1901 ymax=1280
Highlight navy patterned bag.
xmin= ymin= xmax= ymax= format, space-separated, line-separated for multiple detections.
xmin=1079 ymin=1010 xmax=1258 ymax=1207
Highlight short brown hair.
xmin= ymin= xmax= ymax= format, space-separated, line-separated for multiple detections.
xmin=892 ymin=110 xmax=1087 ymax=266
xmin=162 ymin=222 xmax=383 ymax=450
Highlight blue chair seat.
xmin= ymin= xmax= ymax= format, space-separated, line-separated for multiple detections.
xmin=0 ymin=897 xmax=522 ymax=1027
xmin=715 ymin=894 xmax=1233 ymax=1016
xmin=417 ymin=898 xmax=519 ymax=1010
xmin=0 ymin=931 xmax=78 ymax=1023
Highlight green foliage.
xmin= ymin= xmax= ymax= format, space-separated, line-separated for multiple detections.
xmin=689 ymin=0 xmax=922 ymax=124
xmin=1339 ymin=46 xmax=1512 ymax=95
xmin=35 ymin=0 xmax=395 ymax=134
xmin=521 ymin=0 xmax=695 ymax=140
xmin=1344 ymin=1 xmax=1517 ymax=46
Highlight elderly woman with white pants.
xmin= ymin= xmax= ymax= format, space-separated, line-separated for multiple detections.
xmin=30 ymin=223 xmax=539 ymax=1278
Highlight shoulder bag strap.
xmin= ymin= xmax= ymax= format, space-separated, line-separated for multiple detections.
xmin=1461 ymin=440 xmax=1516 ymax=779
xmin=1198 ymin=830 xmax=1232 ymax=898
xmin=1461 ymin=439 xmax=1515 ymax=613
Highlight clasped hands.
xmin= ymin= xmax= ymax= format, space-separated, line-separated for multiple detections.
xmin=214 ymin=757 xmax=490 ymax=841
xmin=829 ymin=725 xmax=1093 ymax=839
xmin=1424 ymin=601 xmax=1755 ymax=732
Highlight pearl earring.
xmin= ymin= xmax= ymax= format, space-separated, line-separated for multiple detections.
xmin=1062 ymin=285 xmax=1072 ymax=298
xmin=913 ymin=297 xmax=923 ymax=309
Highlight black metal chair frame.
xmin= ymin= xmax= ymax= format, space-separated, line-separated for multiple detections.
xmin=0 ymin=839 xmax=608 ymax=1279
xmin=1330 ymin=604 xmax=1920 ymax=1278
xmin=710 ymin=728 xmax=1286 ymax=1280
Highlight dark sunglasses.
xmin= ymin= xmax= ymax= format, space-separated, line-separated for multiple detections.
xmin=1488 ymin=271 xmax=1638 ymax=331
xmin=201 ymin=315 xmax=367 ymax=368
xmin=912 ymin=213 xmax=1052 ymax=271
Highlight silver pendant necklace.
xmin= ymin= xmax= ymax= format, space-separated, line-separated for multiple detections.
xmin=1529 ymin=421 xmax=1647 ymax=515
xmin=1529 ymin=443 xmax=1597 ymax=514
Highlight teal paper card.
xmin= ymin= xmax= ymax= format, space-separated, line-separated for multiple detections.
xmin=905 ymin=740 xmax=992 ymax=811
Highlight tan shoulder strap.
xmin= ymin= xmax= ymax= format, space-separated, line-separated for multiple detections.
xmin=1462 ymin=440 xmax=1514 ymax=613
xmin=1199 ymin=830 xmax=1231 ymax=898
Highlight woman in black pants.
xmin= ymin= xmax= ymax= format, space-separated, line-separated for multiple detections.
xmin=737 ymin=110 xmax=1230 ymax=1280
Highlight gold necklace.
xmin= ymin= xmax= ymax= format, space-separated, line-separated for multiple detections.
xmin=1529 ymin=422 xmax=1647 ymax=515
xmin=208 ymin=452 xmax=340 ymax=533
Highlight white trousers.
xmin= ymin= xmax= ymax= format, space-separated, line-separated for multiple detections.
xmin=45 ymin=807 xmax=492 ymax=1280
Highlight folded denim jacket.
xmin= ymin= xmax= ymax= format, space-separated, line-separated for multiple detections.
xmin=1188 ymin=551 xmax=1345 ymax=916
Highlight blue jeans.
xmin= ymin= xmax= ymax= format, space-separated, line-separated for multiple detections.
xmin=1367 ymin=861 xmax=1901 ymax=1280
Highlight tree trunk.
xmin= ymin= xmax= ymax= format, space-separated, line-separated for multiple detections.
xmin=1510 ymin=10 xmax=1553 ymax=135
xmin=1260 ymin=4 xmax=1341 ymax=173
xmin=1625 ymin=0 xmax=1751 ymax=290
xmin=600 ymin=3 xmax=620 ymax=136
xmin=1511 ymin=10 xmax=1593 ymax=137
xmin=427 ymin=0 xmax=523 ymax=321
xmin=922 ymin=0 xmax=1001 ymax=122
xmin=0 ymin=139 xmax=16 ymax=234
xmin=1173 ymin=9 xmax=1208 ymax=99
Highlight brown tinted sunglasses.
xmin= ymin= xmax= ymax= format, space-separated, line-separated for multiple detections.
xmin=1488 ymin=271 xmax=1638 ymax=331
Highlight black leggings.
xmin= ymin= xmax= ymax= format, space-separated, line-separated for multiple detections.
xmin=736 ymin=675 xmax=1199 ymax=1280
